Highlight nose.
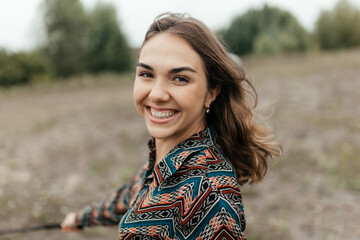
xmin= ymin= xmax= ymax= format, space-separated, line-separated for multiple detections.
xmin=148 ymin=79 xmax=170 ymax=102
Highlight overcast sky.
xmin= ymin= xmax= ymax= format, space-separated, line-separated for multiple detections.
xmin=0 ymin=0 xmax=358 ymax=51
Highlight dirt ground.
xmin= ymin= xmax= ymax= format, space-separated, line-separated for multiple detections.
xmin=0 ymin=49 xmax=359 ymax=240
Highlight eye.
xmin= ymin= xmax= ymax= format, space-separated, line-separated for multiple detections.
xmin=139 ymin=71 xmax=153 ymax=78
xmin=173 ymin=76 xmax=189 ymax=83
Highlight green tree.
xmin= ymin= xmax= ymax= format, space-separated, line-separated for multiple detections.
xmin=222 ymin=5 xmax=310 ymax=55
xmin=0 ymin=49 xmax=52 ymax=87
xmin=41 ymin=0 xmax=89 ymax=77
xmin=87 ymin=3 xmax=132 ymax=73
xmin=316 ymin=0 xmax=360 ymax=50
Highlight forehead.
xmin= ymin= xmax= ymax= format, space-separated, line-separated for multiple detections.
xmin=139 ymin=33 xmax=205 ymax=71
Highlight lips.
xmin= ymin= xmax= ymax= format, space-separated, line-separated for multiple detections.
xmin=150 ymin=109 xmax=175 ymax=119
xmin=147 ymin=107 xmax=178 ymax=120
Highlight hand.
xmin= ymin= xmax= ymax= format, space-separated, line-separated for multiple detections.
xmin=61 ymin=212 xmax=83 ymax=233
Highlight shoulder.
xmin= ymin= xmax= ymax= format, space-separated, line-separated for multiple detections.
xmin=180 ymin=146 xmax=245 ymax=210
xmin=173 ymin=146 xmax=243 ymax=206
xmin=180 ymin=145 xmax=239 ymax=189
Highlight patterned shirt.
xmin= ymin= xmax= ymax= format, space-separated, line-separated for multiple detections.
xmin=75 ymin=127 xmax=246 ymax=239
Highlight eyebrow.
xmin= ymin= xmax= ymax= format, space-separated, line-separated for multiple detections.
xmin=136 ymin=63 xmax=153 ymax=71
xmin=169 ymin=67 xmax=197 ymax=74
xmin=136 ymin=62 xmax=197 ymax=74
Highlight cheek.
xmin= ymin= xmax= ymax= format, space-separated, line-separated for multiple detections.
xmin=178 ymin=87 xmax=207 ymax=110
xmin=133 ymin=80 xmax=146 ymax=112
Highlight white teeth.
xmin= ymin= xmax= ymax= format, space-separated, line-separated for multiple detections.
xmin=150 ymin=108 xmax=175 ymax=119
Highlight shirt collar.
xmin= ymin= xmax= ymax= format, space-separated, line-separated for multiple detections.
xmin=147 ymin=127 xmax=216 ymax=185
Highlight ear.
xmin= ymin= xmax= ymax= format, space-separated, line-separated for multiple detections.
xmin=205 ymin=84 xmax=221 ymax=107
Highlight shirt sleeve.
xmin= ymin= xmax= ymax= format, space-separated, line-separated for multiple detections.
xmin=74 ymin=164 xmax=148 ymax=227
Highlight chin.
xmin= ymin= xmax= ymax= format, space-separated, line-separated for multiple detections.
xmin=146 ymin=122 xmax=179 ymax=139
xmin=147 ymin=128 xmax=171 ymax=139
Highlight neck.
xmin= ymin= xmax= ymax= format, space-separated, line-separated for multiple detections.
xmin=153 ymin=123 xmax=208 ymax=165
xmin=154 ymin=139 xmax=176 ymax=165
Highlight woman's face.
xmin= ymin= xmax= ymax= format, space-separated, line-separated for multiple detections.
xmin=133 ymin=33 xmax=218 ymax=145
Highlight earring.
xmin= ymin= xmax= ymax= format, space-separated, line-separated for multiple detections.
xmin=206 ymin=105 xmax=210 ymax=114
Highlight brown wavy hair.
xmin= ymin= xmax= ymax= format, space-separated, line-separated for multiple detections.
xmin=141 ymin=13 xmax=281 ymax=185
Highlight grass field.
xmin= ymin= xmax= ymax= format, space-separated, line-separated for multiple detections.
xmin=0 ymin=49 xmax=359 ymax=240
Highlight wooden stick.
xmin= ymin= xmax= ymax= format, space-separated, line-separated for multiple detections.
xmin=0 ymin=223 xmax=61 ymax=235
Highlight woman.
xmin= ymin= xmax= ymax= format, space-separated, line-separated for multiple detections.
xmin=61 ymin=13 xmax=281 ymax=239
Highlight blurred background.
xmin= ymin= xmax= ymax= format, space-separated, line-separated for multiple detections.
xmin=0 ymin=0 xmax=359 ymax=239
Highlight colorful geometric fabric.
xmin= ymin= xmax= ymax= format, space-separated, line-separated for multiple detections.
xmin=76 ymin=127 xmax=246 ymax=239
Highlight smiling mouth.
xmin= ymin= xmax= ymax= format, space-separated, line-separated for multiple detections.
xmin=148 ymin=107 xmax=177 ymax=119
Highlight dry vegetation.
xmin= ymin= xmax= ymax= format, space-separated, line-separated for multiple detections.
xmin=0 ymin=49 xmax=359 ymax=240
